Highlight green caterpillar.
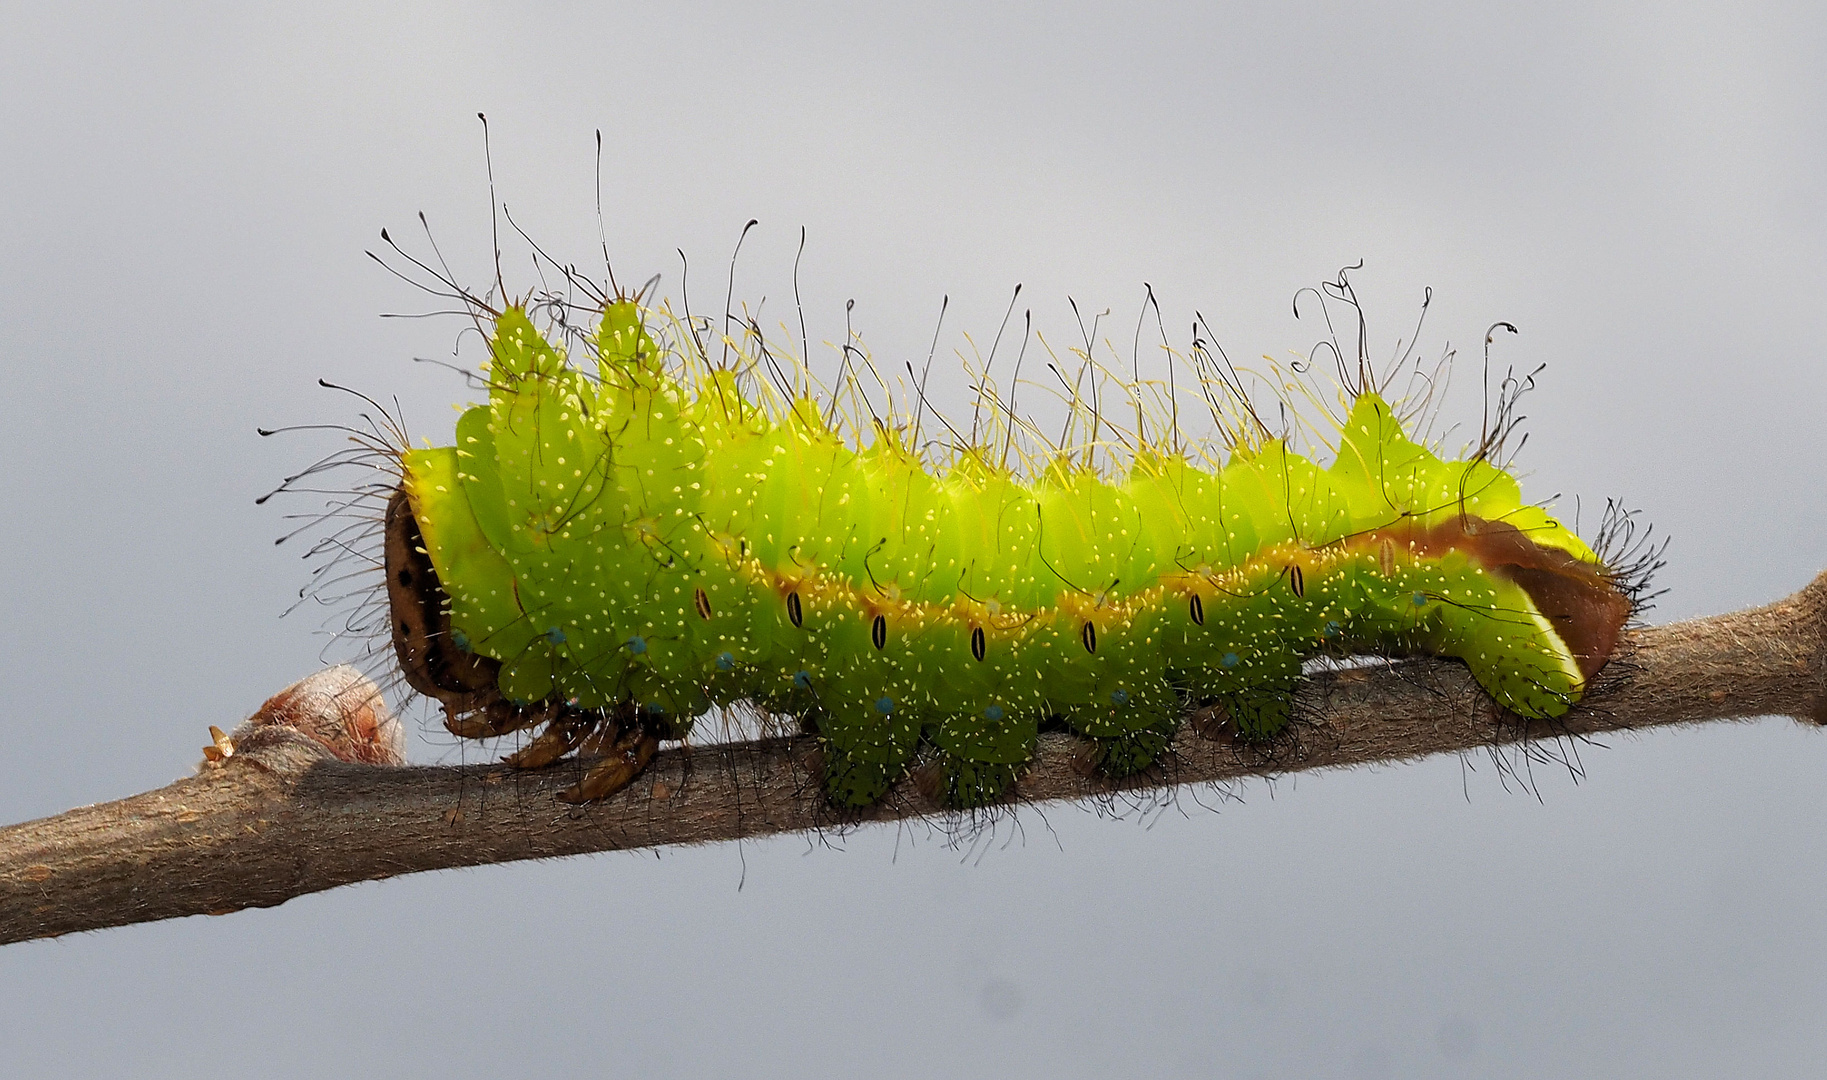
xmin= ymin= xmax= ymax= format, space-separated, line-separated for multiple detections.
xmin=384 ymin=285 xmax=1632 ymax=808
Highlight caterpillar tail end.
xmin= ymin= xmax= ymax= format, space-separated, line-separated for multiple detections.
xmin=1456 ymin=519 xmax=1635 ymax=720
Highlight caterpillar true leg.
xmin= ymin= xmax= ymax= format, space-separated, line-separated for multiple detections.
xmin=502 ymin=712 xmax=591 ymax=771
xmin=557 ymin=711 xmax=661 ymax=804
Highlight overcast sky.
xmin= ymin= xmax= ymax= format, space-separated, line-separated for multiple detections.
xmin=3 ymin=3 xmax=1825 ymax=1077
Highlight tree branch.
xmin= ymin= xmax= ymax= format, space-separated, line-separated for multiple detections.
xmin=4 ymin=571 xmax=1824 ymax=946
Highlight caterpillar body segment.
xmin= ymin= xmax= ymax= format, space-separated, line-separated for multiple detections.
xmin=389 ymin=298 xmax=1631 ymax=808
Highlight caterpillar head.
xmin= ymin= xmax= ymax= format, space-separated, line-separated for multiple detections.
xmin=383 ymin=486 xmax=513 ymax=735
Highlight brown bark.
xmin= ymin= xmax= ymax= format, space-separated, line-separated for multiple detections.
xmin=3 ymin=571 xmax=1824 ymax=947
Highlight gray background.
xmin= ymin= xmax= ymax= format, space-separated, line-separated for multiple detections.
xmin=3 ymin=3 xmax=1825 ymax=1077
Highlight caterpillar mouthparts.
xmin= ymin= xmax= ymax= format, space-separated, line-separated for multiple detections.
xmin=374 ymin=286 xmax=1638 ymax=811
